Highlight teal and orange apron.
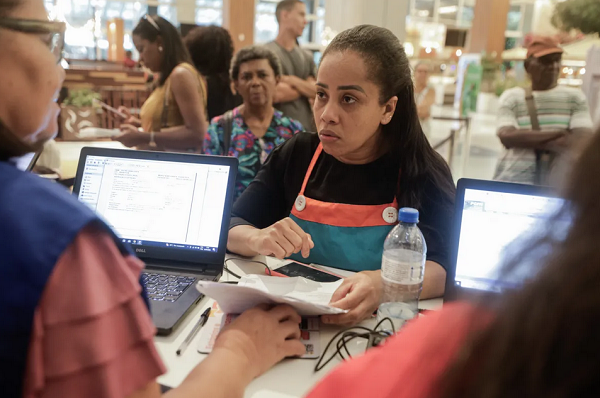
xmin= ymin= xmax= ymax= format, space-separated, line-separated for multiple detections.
xmin=289 ymin=143 xmax=399 ymax=272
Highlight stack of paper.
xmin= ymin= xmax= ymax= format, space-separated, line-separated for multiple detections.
xmin=195 ymin=274 xmax=347 ymax=316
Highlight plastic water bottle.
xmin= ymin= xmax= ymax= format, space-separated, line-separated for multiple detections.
xmin=377 ymin=207 xmax=426 ymax=330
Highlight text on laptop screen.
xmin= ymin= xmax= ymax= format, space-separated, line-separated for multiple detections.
xmin=455 ymin=188 xmax=564 ymax=292
xmin=77 ymin=155 xmax=230 ymax=252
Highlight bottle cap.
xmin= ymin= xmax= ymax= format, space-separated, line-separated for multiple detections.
xmin=399 ymin=207 xmax=419 ymax=223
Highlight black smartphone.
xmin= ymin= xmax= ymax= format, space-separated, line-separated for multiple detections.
xmin=271 ymin=261 xmax=342 ymax=283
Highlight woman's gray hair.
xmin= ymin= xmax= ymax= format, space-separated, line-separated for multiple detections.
xmin=230 ymin=45 xmax=283 ymax=81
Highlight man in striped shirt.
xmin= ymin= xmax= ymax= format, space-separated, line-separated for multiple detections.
xmin=494 ymin=36 xmax=593 ymax=185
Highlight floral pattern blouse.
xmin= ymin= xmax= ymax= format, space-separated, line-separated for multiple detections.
xmin=204 ymin=106 xmax=304 ymax=200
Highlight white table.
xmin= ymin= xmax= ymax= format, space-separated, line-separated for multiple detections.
xmin=154 ymin=257 xmax=443 ymax=398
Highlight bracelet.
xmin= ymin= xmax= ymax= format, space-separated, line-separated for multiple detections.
xmin=149 ymin=131 xmax=157 ymax=148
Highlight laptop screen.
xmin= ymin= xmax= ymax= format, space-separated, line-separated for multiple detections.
xmin=77 ymin=155 xmax=231 ymax=253
xmin=454 ymin=188 xmax=564 ymax=293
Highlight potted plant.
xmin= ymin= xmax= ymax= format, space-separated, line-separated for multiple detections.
xmin=60 ymin=88 xmax=102 ymax=141
xmin=552 ymin=0 xmax=600 ymax=36
xmin=476 ymin=52 xmax=502 ymax=114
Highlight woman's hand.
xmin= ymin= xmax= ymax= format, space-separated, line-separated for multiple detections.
xmin=113 ymin=106 xmax=142 ymax=127
xmin=112 ymin=125 xmax=147 ymax=148
xmin=322 ymin=270 xmax=382 ymax=326
xmin=248 ymin=217 xmax=314 ymax=259
xmin=213 ymin=304 xmax=305 ymax=380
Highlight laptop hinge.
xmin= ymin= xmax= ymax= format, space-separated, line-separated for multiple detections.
xmin=142 ymin=259 xmax=221 ymax=276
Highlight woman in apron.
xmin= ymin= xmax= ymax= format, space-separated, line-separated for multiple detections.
xmin=228 ymin=25 xmax=455 ymax=325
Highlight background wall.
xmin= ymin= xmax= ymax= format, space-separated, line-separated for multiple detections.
xmin=324 ymin=0 xmax=408 ymax=42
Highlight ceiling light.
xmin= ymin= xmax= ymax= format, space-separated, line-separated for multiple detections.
xmin=439 ymin=5 xmax=458 ymax=14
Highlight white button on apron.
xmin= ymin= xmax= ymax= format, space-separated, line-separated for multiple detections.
xmin=382 ymin=207 xmax=398 ymax=224
xmin=295 ymin=195 xmax=307 ymax=212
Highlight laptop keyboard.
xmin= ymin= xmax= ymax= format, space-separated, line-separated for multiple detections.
xmin=142 ymin=272 xmax=197 ymax=302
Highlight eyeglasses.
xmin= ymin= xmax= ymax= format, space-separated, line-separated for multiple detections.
xmin=0 ymin=18 xmax=66 ymax=64
xmin=143 ymin=15 xmax=161 ymax=32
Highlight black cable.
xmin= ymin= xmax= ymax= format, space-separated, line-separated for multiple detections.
xmin=223 ymin=258 xmax=272 ymax=281
xmin=314 ymin=318 xmax=397 ymax=372
xmin=223 ymin=263 xmax=242 ymax=279
xmin=314 ymin=326 xmax=373 ymax=372
xmin=374 ymin=316 xmax=396 ymax=334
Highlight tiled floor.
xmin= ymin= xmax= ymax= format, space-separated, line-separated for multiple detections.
xmin=54 ymin=105 xmax=503 ymax=183
xmin=428 ymin=106 xmax=502 ymax=182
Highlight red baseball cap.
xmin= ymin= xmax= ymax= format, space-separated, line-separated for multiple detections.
xmin=526 ymin=35 xmax=564 ymax=59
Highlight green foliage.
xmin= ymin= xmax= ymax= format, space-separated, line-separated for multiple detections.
xmin=552 ymin=0 xmax=600 ymax=35
xmin=480 ymin=52 xmax=502 ymax=93
xmin=62 ymin=89 xmax=101 ymax=108
xmin=494 ymin=77 xmax=524 ymax=97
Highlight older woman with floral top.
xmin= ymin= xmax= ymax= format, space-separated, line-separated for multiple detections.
xmin=204 ymin=45 xmax=303 ymax=200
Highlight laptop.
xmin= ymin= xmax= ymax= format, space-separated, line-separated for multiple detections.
xmin=444 ymin=178 xmax=566 ymax=302
xmin=72 ymin=147 xmax=238 ymax=335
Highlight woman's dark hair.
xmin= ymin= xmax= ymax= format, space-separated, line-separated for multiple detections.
xmin=230 ymin=45 xmax=282 ymax=82
xmin=321 ymin=25 xmax=455 ymax=210
xmin=440 ymin=129 xmax=600 ymax=397
xmin=132 ymin=15 xmax=192 ymax=86
xmin=184 ymin=25 xmax=234 ymax=86
xmin=0 ymin=0 xmax=19 ymax=17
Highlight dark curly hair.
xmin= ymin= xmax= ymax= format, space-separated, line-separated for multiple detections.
xmin=184 ymin=25 xmax=234 ymax=86
xmin=230 ymin=45 xmax=282 ymax=82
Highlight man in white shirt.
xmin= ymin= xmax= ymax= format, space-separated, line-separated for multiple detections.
xmin=494 ymin=36 xmax=593 ymax=185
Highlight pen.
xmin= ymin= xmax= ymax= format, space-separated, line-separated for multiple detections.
xmin=176 ymin=306 xmax=211 ymax=356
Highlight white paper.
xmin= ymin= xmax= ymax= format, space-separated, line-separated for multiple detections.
xmin=196 ymin=275 xmax=347 ymax=316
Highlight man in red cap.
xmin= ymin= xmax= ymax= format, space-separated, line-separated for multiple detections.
xmin=494 ymin=35 xmax=593 ymax=185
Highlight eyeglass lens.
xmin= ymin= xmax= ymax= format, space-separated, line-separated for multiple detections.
xmin=50 ymin=32 xmax=64 ymax=64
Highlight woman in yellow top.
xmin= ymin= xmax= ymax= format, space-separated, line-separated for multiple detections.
xmin=114 ymin=15 xmax=207 ymax=152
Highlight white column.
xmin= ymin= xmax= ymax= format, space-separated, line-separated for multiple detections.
xmin=531 ymin=0 xmax=559 ymax=35
xmin=324 ymin=0 xmax=408 ymax=42
xmin=177 ymin=0 xmax=196 ymax=25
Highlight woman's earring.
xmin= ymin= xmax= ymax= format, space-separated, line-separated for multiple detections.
xmin=159 ymin=46 xmax=163 ymax=52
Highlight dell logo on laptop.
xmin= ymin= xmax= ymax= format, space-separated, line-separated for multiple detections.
xmin=136 ymin=248 xmax=146 ymax=253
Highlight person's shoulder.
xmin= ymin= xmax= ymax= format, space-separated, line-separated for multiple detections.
xmin=274 ymin=110 xmax=305 ymax=132
xmin=0 ymin=163 xmax=98 ymax=255
xmin=554 ymin=85 xmax=589 ymax=102
xmin=211 ymin=106 xmax=241 ymax=125
xmin=170 ymin=63 xmax=200 ymax=83
xmin=272 ymin=132 xmax=319 ymax=158
xmin=500 ymin=86 xmax=525 ymax=102
xmin=0 ymin=164 xmax=80 ymax=212
xmin=263 ymin=41 xmax=279 ymax=51
xmin=209 ymin=114 xmax=223 ymax=127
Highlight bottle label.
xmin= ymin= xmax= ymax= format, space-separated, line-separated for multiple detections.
xmin=381 ymin=255 xmax=424 ymax=285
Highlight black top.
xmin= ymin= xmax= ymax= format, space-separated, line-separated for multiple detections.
xmin=205 ymin=76 xmax=243 ymax=121
xmin=231 ymin=133 xmax=455 ymax=271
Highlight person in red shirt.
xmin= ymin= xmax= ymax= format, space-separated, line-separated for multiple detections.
xmin=123 ymin=50 xmax=137 ymax=68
